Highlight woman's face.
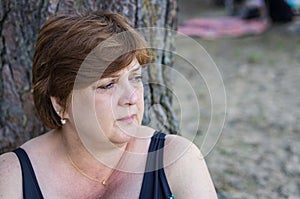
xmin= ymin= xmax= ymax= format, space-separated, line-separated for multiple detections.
xmin=69 ymin=58 xmax=145 ymax=148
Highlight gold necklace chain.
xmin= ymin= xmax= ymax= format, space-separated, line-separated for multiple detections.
xmin=66 ymin=153 xmax=111 ymax=186
xmin=62 ymin=135 xmax=125 ymax=187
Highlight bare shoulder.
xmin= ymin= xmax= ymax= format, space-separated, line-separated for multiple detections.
xmin=0 ymin=152 xmax=22 ymax=198
xmin=164 ymin=134 xmax=217 ymax=198
xmin=164 ymin=134 xmax=203 ymax=165
xmin=0 ymin=131 xmax=55 ymax=199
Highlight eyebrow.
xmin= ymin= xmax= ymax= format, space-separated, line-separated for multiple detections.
xmin=106 ymin=65 xmax=142 ymax=78
xmin=106 ymin=74 xmax=121 ymax=78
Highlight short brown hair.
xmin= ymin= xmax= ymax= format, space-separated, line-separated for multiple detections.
xmin=32 ymin=11 xmax=149 ymax=129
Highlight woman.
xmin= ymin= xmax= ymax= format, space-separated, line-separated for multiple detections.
xmin=0 ymin=11 xmax=217 ymax=198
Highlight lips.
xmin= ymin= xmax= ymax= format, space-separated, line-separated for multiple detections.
xmin=117 ymin=114 xmax=136 ymax=123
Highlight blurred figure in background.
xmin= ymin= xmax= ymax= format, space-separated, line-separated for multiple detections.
xmin=265 ymin=0 xmax=294 ymax=22
xmin=223 ymin=0 xmax=295 ymax=22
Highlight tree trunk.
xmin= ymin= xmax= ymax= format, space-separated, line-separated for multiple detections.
xmin=0 ymin=0 xmax=178 ymax=153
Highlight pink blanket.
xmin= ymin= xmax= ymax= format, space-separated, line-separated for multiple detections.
xmin=178 ymin=17 xmax=269 ymax=39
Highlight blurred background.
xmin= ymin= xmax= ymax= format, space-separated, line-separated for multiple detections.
xmin=175 ymin=0 xmax=300 ymax=198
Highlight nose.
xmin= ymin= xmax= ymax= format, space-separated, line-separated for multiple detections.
xmin=119 ymin=83 xmax=138 ymax=106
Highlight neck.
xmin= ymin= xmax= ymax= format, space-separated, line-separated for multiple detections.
xmin=59 ymin=127 xmax=128 ymax=185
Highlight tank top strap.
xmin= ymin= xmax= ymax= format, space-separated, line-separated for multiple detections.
xmin=13 ymin=148 xmax=44 ymax=199
xmin=139 ymin=131 xmax=174 ymax=199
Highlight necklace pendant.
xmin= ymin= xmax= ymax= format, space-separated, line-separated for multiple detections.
xmin=102 ymin=180 xmax=106 ymax=186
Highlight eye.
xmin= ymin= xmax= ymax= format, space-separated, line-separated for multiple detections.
xmin=133 ymin=75 xmax=142 ymax=82
xmin=97 ymin=82 xmax=115 ymax=90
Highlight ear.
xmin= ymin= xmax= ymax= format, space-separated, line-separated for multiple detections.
xmin=50 ymin=96 xmax=70 ymax=119
xmin=50 ymin=96 xmax=62 ymax=113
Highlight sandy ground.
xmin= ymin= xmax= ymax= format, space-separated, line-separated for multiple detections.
xmin=173 ymin=1 xmax=300 ymax=198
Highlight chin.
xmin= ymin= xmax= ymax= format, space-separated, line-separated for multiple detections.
xmin=108 ymin=130 xmax=133 ymax=147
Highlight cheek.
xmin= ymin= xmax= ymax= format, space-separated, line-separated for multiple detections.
xmin=138 ymin=92 xmax=144 ymax=110
xmin=137 ymin=87 xmax=145 ymax=118
xmin=94 ymin=95 xmax=114 ymax=121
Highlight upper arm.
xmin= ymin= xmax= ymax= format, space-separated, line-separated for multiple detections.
xmin=164 ymin=135 xmax=217 ymax=199
xmin=0 ymin=152 xmax=22 ymax=199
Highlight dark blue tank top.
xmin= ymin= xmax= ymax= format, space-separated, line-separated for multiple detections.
xmin=13 ymin=147 xmax=43 ymax=198
xmin=13 ymin=131 xmax=174 ymax=199
xmin=139 ymin=132 xmax=174 ymax=199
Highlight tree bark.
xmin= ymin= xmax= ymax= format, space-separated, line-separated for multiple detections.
xmin=0 ymin=0 xmax=178 ymax=153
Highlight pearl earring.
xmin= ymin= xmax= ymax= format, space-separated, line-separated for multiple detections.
xmin=56 ymin=110 xmax=66 ymax=125
xmin=61 ymin=118 xmax=66 ymax=125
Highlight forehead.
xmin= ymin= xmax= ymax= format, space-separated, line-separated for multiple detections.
xmin=126 ymin=58 xmax=141 ymax=71
xmin=106 ymin=58 xmax=141 ymax=77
